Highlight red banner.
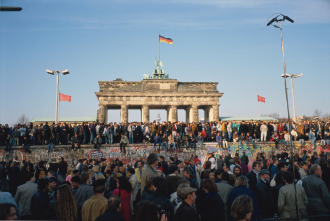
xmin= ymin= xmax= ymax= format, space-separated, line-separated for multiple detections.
xmin=257 ymin=95 xmax=265 ymax=103
xmin=59 ymin=93 xmax=71 ymax=102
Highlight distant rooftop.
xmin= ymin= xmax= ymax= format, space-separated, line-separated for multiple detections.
xmin=31 ymin=117 xmax=97 ymax=122
xmin=220 ymin=116 xmax=278 ymax=121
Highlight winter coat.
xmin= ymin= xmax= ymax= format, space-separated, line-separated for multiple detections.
xmin=255 ymin=179 xmax=276 ymax=219
xmin=174 ymin=201 xmax=200 ymax=221
xmin=216 ymin=180 xmax=233 ymax=221
xmin=129 ymin=174 xmax=139 ymax=202
xmin=200 ymin=192 xmax=225 ymax=221
xmin=30 ymin=190 xmax=50 ymax=220
xmin=75 ymin=183 xmax=94 ymax=208
xmin=278 ymin=183 xmax=308 ymax=220
xmin=227 ymin=186 xmax=260 ymax=221
xmin=95 ymin=209 xmax=125 ymax=221
xmin=246 ymin=170 xmax=259 ymax=192
xmin=14 ymin=181 xmax=38 ymax=216
xmin=81 ymin=195 xmax=108 ymax=221
xmin=146 ymin=192 xmax=174 ymax=221
xmin=141 ymin=164 xmax=158 ymax=194
xmin=302 ymin=174 xmax=330 ymax=216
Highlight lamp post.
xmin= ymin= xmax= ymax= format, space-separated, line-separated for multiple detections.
xmin=281 ymin=73 xmax=303 ymax=123
xmin=267 ymin=14 xmax=299 ymax=221
xmin=46 ymin=69 xmax=69 ymax=124
xmin=267 ymin=14 xmax=294 ymax=133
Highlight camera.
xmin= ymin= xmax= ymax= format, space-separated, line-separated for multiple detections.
xmin=157 ymin=205 xmax=170 ymax=219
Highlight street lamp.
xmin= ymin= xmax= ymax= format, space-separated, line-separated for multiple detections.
xmin=267 ymin=14 xmax=299 ymax=221
xmin=46 ymin=69 xmax=70 ymax=124
xmin=267 ymin=14 xmax=294 ymax=129
xmin=281 ymin=73 xmax=303 ymax=123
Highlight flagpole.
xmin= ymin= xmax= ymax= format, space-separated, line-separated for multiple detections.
xmin=56 ymin=72 xmax=59 ymax=124
xmin=256 ymin=92 xmax=260 ymax=120
xmin=158 ymin=34 xmax=160 ymax=64
xmin=257 ymin=97 xmax=260 ymax=120
xmin=58 ymin=91 xmax=60 ymax=123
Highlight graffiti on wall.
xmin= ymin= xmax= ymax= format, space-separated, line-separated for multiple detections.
xmin=0 ymin=150 xmax=24 ymax=162
xmin=2 ymin=141 xmax=327 ymax=168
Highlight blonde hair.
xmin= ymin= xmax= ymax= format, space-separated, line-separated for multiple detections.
xmin=234 ymin=176 xmax=249 ymax=188
xmin=88 ymin=169 xmax=95 ymax=176
xmin=96 ymin=173 xmax=105 ymax=180
xmin=57 ymin=184 xmax=78 ymax=221
xmin=92 ymin=165 xmax=100 ymax=173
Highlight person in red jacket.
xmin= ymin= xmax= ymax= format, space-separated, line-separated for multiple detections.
xmin=113 ymin=176 xmax=132 ymax=221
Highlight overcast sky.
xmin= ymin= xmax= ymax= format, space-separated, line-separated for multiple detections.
xmin=1 ymin=0 xmax=330 ymax=125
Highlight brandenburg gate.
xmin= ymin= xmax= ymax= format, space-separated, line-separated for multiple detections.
xmin=95 ymin=61 xmax=223 ymax=123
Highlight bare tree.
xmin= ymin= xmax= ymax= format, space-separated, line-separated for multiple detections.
xmin=262 ymin=113 xmax=280 ymax=119
xmin=321 ymin=113 xmax=330 ymax=121
xmin=313 ymin=109 xmax=322 ymax=118
xmin=17 ymin=114 xmax=30 ymax=125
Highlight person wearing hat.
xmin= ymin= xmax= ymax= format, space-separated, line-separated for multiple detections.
xmin=82 ymin=179 xmax=108 ymax=221
xmin=174 ymin=183 xmax=199 ymax=221
xmin=255 ymin=169 xmax=276 ymax=219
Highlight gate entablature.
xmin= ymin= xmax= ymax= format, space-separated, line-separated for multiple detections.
xmin=96 ymin=78 xmax=223 ymax=123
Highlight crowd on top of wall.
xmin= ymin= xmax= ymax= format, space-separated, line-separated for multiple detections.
xmin=1 ymin=119 xmax=330 ymax=152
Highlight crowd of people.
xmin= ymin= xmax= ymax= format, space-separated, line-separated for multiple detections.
xmin=1 ymin=119 xmax=330 ymax=152
xmin=0 ymin=147 xmax=330 ymax=221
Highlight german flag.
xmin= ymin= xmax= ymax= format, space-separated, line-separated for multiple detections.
xmin=159 ymin=35 xmax=173 ymax=44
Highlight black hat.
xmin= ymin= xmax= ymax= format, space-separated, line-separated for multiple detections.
xmin=92 ymin=179 xmax=106 ymax=187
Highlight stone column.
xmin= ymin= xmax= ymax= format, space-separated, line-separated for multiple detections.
xmin=171 ymin=105 xmax=178 ymax=122
xmin=97 ymin=109 xmax=100 ymax=122
xmin=168 ymin=105 xmax=177 ymax=122
xmin=98 ymin=105 xmax=108 ymax=124
xmin=204 ymin=106 xmax=211 ymax=122
xmin=191 ymin=105 xmax=198 ymax=123
xmin=121 ymin=105 xmax=128 ymax=123
xmin=167 ymin=107 xmax=171 ymax=122
xmin=141 ymin=106 xmax=149 ymax=123
xmin=185 ymin=106 xmax=191 ymax=123
xmin=212 ymin=104 xmax=219 ymax=121
xmin=209 ymin=106 xmax=214 ymax=121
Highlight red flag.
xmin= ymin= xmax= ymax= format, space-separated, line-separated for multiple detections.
xmin=257 ymin=95 xmax=265 ymax=103
xmin=59 ymin=93 xmax=71 ymax=102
